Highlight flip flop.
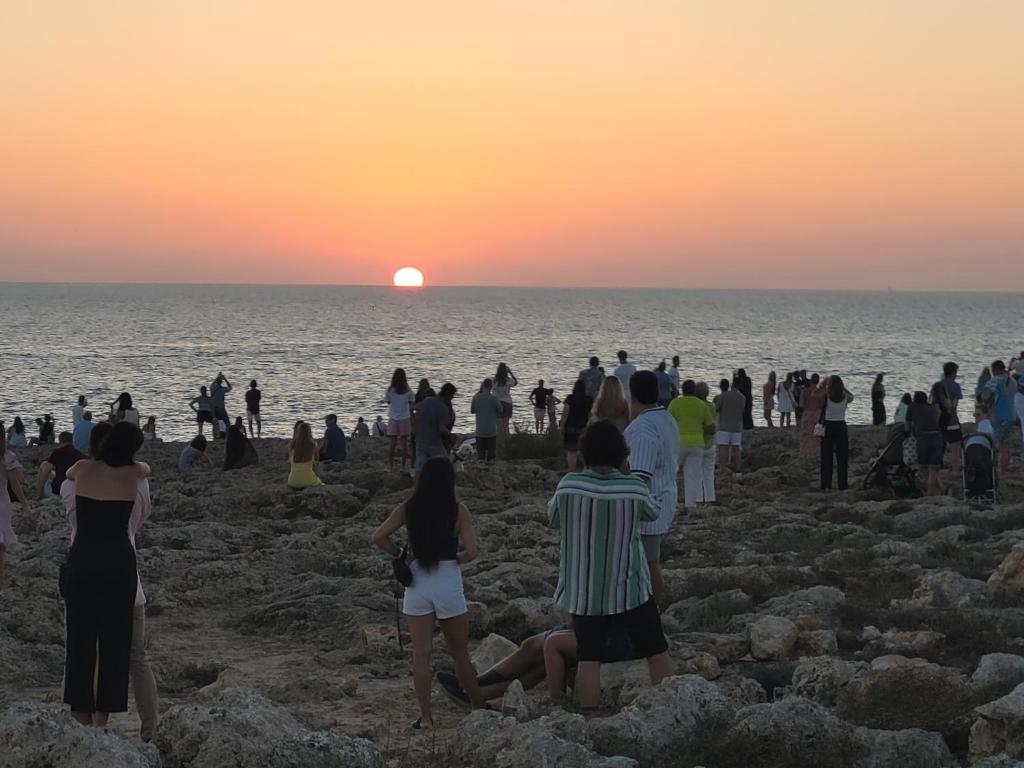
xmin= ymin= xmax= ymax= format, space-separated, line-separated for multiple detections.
xmin=411 ymin=717 xmax=433 ymax=730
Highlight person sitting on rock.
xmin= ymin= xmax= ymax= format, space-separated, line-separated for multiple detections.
xmin=435 ymin=624 xmax=637 ymax=705
xmin=547 ymin=419 xmax=674 ymax=708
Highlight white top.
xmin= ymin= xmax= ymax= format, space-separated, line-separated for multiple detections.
xmin=613 ymin=363 xmax=637 ymax=395
xmin=71 ymin=405 xmax=85 ymax=425
xmin=977 ymin=418 xmax=994 ymax=436
xmin=121 ymin=408 xmax=140 ymax=426
xmin=61 ymin=477 xmax=152 ymax=606
xmin=824 ymin=398 xmax=850 ymax=422
xmin=776 ymin=385 xmax=795 ymax=412
xmin=669 ymin=366 xmax=681 ymax=390
xmin=624 ymin=406 xmax=680 ymax=537
xmin=492 ymin=378 xmax=515 ymax=404
xmin=386 ymin=388 xmax=415 ymax=420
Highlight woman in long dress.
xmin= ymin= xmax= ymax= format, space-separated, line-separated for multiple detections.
xmin=798 ymin=375 xmax=826 ymax=460
xmin=871 ymin=374 xmax=887 ymax=426
xmin=762 ymin=372 xmax=776 ymax=428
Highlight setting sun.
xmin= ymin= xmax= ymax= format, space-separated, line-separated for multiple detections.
xmin=392 ymin=267 xmax=425 ymax=289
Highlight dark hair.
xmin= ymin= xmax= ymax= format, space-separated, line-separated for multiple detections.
xmin=78 ymin=395 xmax=86 ymax=405
xmin=235 ymin=416 xmax=245 ymax=428
xmin=827 ymin=375 xmax=845 ymax=403
xmin=481 ymin=378 xmax=493 ymax=391
xmin=579 ymin=420 xmax=629 ymax=468
xmin=390 ymin=368 xmax=410 ymax=395
xmin=200 ymin=385 xmax=208 ymax=396
xmin=58 ymin=431 xmax=73 ymax=444
xmin=682 ymin=379 xmax=696 ymax=396
xmin=617 ymin=350 xmax=628 ymax=362
xmin=495 ymin=363 xmax=510 ymax=385
xmin=992 ymin=360 xmax=1006 ymax=374
xmin=191 ymin=434 xmax=208 ymax=451
xmin=943 ymin=362 xmax=958 ymax=377
xmin=572 ymin=379 xmax=587 ymax=398
xmin=96 ymin=422 xmax=144 ymax=467
xmin=416 ymin=378 xmax=431 ymax=394
xmin=250 ymin=379 xmax=258 ymax=388
xmin=901 ymin=392 xmax=913 ymax=405
xmin=440 ymin=382 xmax=457 ymax=399
xmin=405 ymin=458 xmax=458 ymax=570
xmin=657 ymin=361 xmax=667 ymax=372
xmin=672 ymin=355 xmax=680 ymax=366
xmin=913 ymin=390 xmax=928 ymax=405
xmin=810 ymin=373 xmax=820 ymax=385
xmin=326 ymin=413 xmax=337 ymax=424
xmin=589 ymin=356 xmax=599 ymax=367
xmin=719 ymin=379 xmax=730 ymax=392
xmin=12 ymin=417 xmax=24 ymax=433
xmin=116 ymin=392 xmax=133 ymax=412
xmin=629 ymin=370 xmax=659 ymax=405
xmin=89 ymin=421 xmax=113 ymax=458
xmin=737 ymin=368 xmax=747 ymax=378
xmin=874 ymin=374 xmax=884 ymax=385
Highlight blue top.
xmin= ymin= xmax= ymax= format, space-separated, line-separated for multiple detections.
xmin=982 ymin=374 xmax=1014 ymax=420
xmin=211 ymin=382 xmax=230 ymax=408
xmin=655 ymin=369 xmax=674 ymax=404
xmin=322 ymin=423 xmax=347 ymax=461
xmin=72 ymin=420 xmax=94 ymax=454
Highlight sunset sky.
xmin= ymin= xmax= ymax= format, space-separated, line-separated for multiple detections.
xmin=1 ymin=2 xmax=1022 ymax=290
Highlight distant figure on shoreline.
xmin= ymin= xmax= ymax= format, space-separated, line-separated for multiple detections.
xmin=655 ymin=362 xmax=675 ymax=407
xmin=72 ymin=412 xmax=94 ymax=454
xmin=318 ymin=414 xmax=347 ymax=463
xmin=871 ymin=374 xmax=886 ymax=426
xmin=245 ymin=380 xmax=262 ymax=439
xmin=287 ymin=422 xmax=322 ymax=488
xmin=0 ymin=428 xmax=34 ymax=590
xmin=777 ymin=372 xmax=795 ymax=428
xmin=979 ymin=360 xmax=1015 ymax=474
xmin=373 ymin=416 xmax=387 ymax=437
xmin=210 ymin=375 xmax=232 ymax=439
xmin=110 ymin=392 xmax=140 ymax=427
xmin=492 ymin=363 xmax=517 ymax=436
xmin=72 ymin=396 xmax=87 ymax=427
xmin=798 ymin=375 xmax=824 ymax=459
xmin=142 ymin=416 xmax=157 ymax=442
xmin=669 ymin=356 xmax=682 ymax=394
xmin=906 ymin=390 xmax=943 ymax=496
xmin=6 ymin=417 xmax=28 ymax=448
xmin=714 ymin=379 xmax=745 ymax=470
xmin=734 ymin=369 xmax=754 ymax=431
xmin=762 ymin=372 xmax=776 ymax=428
xmin=179 ymin=435 xmax=211 ymax=476
xmin=385 ymin=368 xmax=415 ymax=471
xmin=225 ymin=417 xmax=259 ymax=470
xmin=471 ymin=378 xmax=501 ymax=463
xmin=414 ymin=383 xmax=456 ymax=474
xmin=189 ymin=387 xmax=215 ymax=437
xmin=613 ymin=351 xmax=636 ymax=399
xmin=529 ymin=380 xmax=553 ymax=434
xmin=578 ymin=357 xmax=605 ymax=399
xmin=29 ymin=414 xmax=55 ymax=446
xmin=354 ymin=417 xmax=370 ymax=437
xmin=820 ymin=375 xmax=854 ymax=491
xmin=694 ymin=381 xmax=717 ymax=505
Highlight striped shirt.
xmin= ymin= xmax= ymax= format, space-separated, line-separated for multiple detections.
xmin=548 ymin=470 xmax=658 ymax=616
xmin=624 ymin=406 xmax=680 ymax=536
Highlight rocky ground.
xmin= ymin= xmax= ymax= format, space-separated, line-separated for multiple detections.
xmin=2 ymin=426 xmax=1024 ymax=767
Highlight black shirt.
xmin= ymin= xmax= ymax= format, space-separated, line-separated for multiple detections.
xmin=531 ymin=387 xmax=552 ymax=409
xmin=245 ymin=388 xmax=262 ymax=413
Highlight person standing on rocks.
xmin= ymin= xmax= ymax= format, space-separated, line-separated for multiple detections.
xmin=548 ymin=419 xmax=673 ymax=708
xmin=210 ymin=374 xmax=232 ymax=438
xmin=0 ymin=430 xmax=34 ymax=591
xmin=871 ymin=374 xmax=887 ymax=426
xmin=492 ymin=363 xmax=518 ymax=437
xmin=694 ymin=381 xmax=717 ymax=504
xmin=979 ymin=359 xmax=1016 ymax=474
xmin=560 ymin=380 xmax=593 ymax=472
xmin=624 ymin=370 xmax=679 ymax=605
xmin=613 ymin=350 xmax=637 ymax=398
xmin=471 ymin=379 xmax=502 ymax=462
xmin=414 ymin=383 xmax=456 ymax=473
xmin=798 ymin=374 xmax=825 ymax=460
xmin=734 ymin=368 xmax=754 ymax=430
xmin=189 ymin=386 xmax=215 ymax=438
xmin=245 ymin=379 xmax=262 ymax=439
xmin=385 ymin=368 xmax=415 ymax=471
xmin=714 ymin=379 xmax=745 ymax=470
xmin=578 ymin=356 xmax=605 ymax=399
xmin=820 ymin=375 xmax=854 ymax=491
xmin=529 ymin=380 xmax=553 ymax=434
xmin=372 ymin=457 xmax=485 ymax=728
xmin=668 ymin=379 xmax=716 ymax=510
xmin=762 ymin=371 xmax=776 ymax=428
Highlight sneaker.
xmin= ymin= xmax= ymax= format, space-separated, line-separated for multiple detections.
xmin=435 ymin=671 xmax=470 ymax=707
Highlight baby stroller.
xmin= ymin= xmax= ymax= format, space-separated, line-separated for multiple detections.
xmin=863 ymin=423 xmax=920 ymax=498
xmin=962 ymin=431 xmax=997 ymax=504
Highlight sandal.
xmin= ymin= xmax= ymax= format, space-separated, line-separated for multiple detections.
xmin=412 ymin=717 xmax=433 ymax=730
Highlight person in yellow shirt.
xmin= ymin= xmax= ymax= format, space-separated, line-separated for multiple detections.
xmin=667 ymin=380 xmax=715 ymax=508
xmin=287 ymin=422 xmax=322 ymax=489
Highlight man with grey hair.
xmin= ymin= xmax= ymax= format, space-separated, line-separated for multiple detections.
xmin=695 ymin=382 xmax=717 ymax=504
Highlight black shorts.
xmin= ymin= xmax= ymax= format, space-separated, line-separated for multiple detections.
xmin=500 ymin=402 xmax=513 ymax=419
xmin=564 ymin=426 xmax=583 ymax=451
xmin=197 ymin=412 xmax=214 ymax=424
xmin=916 ymin=432 xmax=945 ymax=469
xmin=572 ymin=597 xmax=667 ymax=662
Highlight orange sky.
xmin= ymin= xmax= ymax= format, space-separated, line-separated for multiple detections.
xmin=1 ymin=2 xmax=1022 ymax=289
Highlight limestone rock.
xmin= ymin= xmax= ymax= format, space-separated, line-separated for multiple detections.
xmin=970 ymin=683 xmax=1024 ymax=761
xmin=898 ymin=569 xmax=987 ymax=608
xmin=759 ymin=586 xmax=846 ymax=619
xmin=154 ymin=687 xmax=382 ymax=768
xmin=748 ymin=615 xmax=799 ymax=661
xmin=500 ymin=679 xmax=531 ymax=720
xmin=973 ymin=654 xmax=1024 ymax=705
xmin=798 ymin=629 xmax=838 ymax=657
xmin=989 ymin=543 xmax=1024 ymax=590
xmin=0 ymin=703 xmax=159 ymax=768
xmin=788 ymin=657 xmax=867 ymax=707
xmin=472 ymin=633 xmax=520 ymax=673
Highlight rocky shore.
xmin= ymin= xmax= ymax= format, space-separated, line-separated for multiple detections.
xmin=2 ymin=427 xmax=1024 ymax=767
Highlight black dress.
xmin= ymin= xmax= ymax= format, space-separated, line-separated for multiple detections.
xmin=737 ymin=376 xmax=754 ymax=430
xmin=871 ymin=388 xmax=886 ymax=425
xmin=64 ymin=496 xmax=137 ymax=713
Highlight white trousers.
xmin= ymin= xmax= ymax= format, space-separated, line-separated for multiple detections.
xmin=701 ymin=447 xmax=716 ymax=503
xmin=679 ymin=445 xmax=705 ymax=508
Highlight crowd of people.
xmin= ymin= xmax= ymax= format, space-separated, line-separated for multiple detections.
xmin=0 ymin=350 xmax=1022 ymax=737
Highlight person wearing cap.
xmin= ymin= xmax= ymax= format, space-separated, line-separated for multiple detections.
xmin=319 ymin=414 xmax=347 ymax=462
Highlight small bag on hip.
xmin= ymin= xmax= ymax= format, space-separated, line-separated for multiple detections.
xmin=392 ymin=544 xmax=413 ymax=587
xmin=813 ymin=404 xmax=827 ymax=438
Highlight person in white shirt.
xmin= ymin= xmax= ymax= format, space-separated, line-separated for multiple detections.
xmin=669 ymin=356 xmax=681 ymax=393
xmin=613 ymin=350 xmax=637 ymax=398
xmin=72 ymin=396 xmax=87 ymax=426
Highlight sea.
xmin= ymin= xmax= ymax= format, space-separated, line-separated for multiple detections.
xmin=0 ymin=283 xmax=1018 ymax=441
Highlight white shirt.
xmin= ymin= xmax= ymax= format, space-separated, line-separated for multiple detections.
xmin=613 ymin=362 xmax=637 ymax=395
xmin=824 ymin=398 xmax=849 ymax=422
xmin=386 ymin=388 xmax=415 ymax=421
xmin=61 ymin=477 xmax=152 ymax=606
xmin=624 ymin=406 xmax=680 ymax=537
xmin=977 ymin=418 xmax=994 ymax=436
xmin=71 ymin=405 xmax=84 ymax=426
xmin=669 ymin=367 xmax=681 ymax=391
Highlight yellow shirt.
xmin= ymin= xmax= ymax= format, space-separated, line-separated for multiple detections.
xmin=667 ymin=396 xmax=714 ymax=447
xmin=287 ymin=454 xmax=322 ymax=488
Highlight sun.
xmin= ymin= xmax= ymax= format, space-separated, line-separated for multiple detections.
xmin=392 ymin=266 xmax=425 ymax=289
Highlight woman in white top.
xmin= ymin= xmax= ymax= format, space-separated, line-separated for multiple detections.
xmin=776 ymin=372 xmax=796 ymax=427
xmin=492 ymin=363 xmax=518 ymax=436
xmin=820 ymin=375 xmax=854 ymax=491
xmin=385 ymin=368 xmax=416 ymax=471
xmin=111 ymin=393 xmax=141 ymax=427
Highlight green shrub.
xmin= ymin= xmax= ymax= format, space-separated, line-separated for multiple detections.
xmin=497 ymin=429 xmax=563 ymax=461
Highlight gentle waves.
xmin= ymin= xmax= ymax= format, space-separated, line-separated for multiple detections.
xmin=0 ymin=283 xmax=1016 ymax=440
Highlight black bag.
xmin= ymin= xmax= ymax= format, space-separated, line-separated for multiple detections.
xmin=392 ymin=545 xmax=413 ymax=587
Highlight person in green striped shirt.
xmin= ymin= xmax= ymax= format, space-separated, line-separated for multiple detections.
xmin=548 ymin=420 xmax=674 ymax=707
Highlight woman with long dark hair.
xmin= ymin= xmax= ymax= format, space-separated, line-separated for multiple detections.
xmin=6 ymin=417 xmax=28 ymax=447
xmin=110 ymin=392 xmax=140 ymax=427
xmin=385 ymin=368 xmax=415 ymax=471
xmin=63 ymin=421 xmax=149 ymax=728
xmin=734 ymin=369 xmax=754 ymax=430
xmin=492 ymin=363 xmax=518 ymax=436
xmin=820 ymin=375 xmax=854 ymax=490
xmin=871 ymin=375 xmax=886 ymax=426
xmin=560 ymin=379 xmax=593 ymax=471
xmin=225 ymin=417 xmax=259 ymax=470
xmin=372 ymin=458 xmax=483 ymax=729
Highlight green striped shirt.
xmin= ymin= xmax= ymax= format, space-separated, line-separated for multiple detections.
xmin=547 ymin=469 xmax=658 ymax=616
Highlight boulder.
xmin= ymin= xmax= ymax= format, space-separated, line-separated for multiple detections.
xmin=798 ymin=630 xmax=838 ymax=657
xmin=759 ymin=586 xmax=846 ymax=619
xmin=154 ymin=687 xmax=382 ymax=768
xmin=500 ymin=679 xmax=531 ymax=721
xmin=0 ymin=703 xmax=159 ymax=768
xmin=970 ymin=683 xmax=1024 ymax=761
xmin=499 ymin=597 xmax=563 ymax=636
xmin=989 ymin=543 xmax=1024 ymax=590
xmin=748 ymin=616 xmax=799 ymax=661
xmin=898 ymin=569 xmax=987 ymax=608
xmin=787 ymin=657 xmax=867 ymax=707
xmin=663 ymin=590 xmax=754 ymax=632
xmin=973 ymin=654 xmax=1024 ymax=705
xmin=472 ymin=633 xmax=520 ymax=673
xmin=587 ymin=676 xmax=735 ymax=767
xmin=836 ymin=655 xmax=970 ymax=737
xmin=969 ymin=757 xmax=1024 ymax=768
xmin=451 ymin=709 xmax=637 ymax=768
xmin=721 ymin=697 xmax=955 ymax=768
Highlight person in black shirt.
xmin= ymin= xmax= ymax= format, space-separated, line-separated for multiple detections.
xmin=245 ymin=380 xmax=262 ymax=439
xmin=530 ymin=380 xmax=553 ymax=434
xmin=734 ymin=369 xmax=754 ymax=430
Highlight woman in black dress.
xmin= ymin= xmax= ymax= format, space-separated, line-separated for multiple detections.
xmin=734 ymin=369 xmax=754 ymax=431
xmin=63 ymin=421 xmax=149 ymax=726
xmin=871 ymin=374 xmax=886 ymax=425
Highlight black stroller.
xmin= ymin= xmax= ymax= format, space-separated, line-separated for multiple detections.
xmin=963 ymin=431 xmax=997 ymax=504
xmin=863 ymin=423 xmax=920 ymax=498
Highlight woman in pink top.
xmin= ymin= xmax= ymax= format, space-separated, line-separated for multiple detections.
xmin=799 ymin=375 xmax=827 ymax=460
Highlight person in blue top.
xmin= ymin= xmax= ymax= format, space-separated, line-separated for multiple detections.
xmin=319 ymin=414 xmax=347 ymax=462
xmin=72 ymin=412 xmax=95 ymax=454
xmin=654 ymin=362 xmax=675 ymax=407
xmin=980 ymin=360 xmax=1015 ymax=474
xmin=210 ymin=373 xmax=233 ymax=439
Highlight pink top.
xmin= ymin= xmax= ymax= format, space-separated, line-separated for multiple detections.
xmin=60 ymin=477 xmax=152 ymax=607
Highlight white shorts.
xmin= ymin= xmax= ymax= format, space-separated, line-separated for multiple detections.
xmin=402 ymin=560 xmax=467 ymax=620
xmin=246 ymin=410 xmax=261 ymax=423
xmin=715 ymin=430 xmax=742 ymax=447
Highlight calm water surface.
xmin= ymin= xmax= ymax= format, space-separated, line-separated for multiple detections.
xmin=0 ymin=284 xmax=1017 ymax=440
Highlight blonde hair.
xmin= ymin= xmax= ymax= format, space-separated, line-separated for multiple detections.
xmin=291 ymin=422 xmax=316 ymax=463
xmin=591 ymin=376 xmax=629 ymax=423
